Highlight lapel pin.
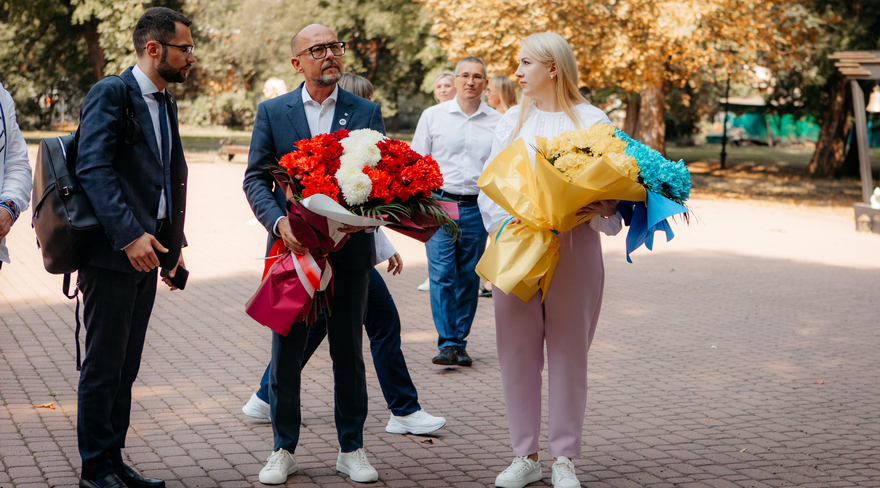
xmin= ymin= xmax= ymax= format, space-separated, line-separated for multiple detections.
xmin=339 ymin=118 xmax=347 ymax=126
xmin=344 ymin=113 xmax=349 ymax=116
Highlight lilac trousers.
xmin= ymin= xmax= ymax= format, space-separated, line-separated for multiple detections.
xmin=493 ymin=223 xmax=604 ymax=459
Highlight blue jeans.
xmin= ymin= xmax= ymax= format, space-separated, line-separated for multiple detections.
xmin=257 ymin=268 xmax=420 ymax=417
xmin=426 ymin=200 xmax=488 ymax=350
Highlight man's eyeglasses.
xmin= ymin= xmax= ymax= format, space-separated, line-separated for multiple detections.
xmin=160 ymin=42 xmax=195 ymax=56
xmin=455 ymin=74 xmax=486 ymax=82
xmin=296 ymin=42 xmax=346 ymax=60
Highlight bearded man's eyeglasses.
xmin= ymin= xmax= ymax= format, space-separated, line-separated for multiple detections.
xmin=296 ymin=42 xmax=346 ymax=59
xmin=160 ymin=42 xmax=195 ymax=56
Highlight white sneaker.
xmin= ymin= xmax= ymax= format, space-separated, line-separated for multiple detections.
xmin=259 ymin=448 xmax=296 ymax=484
xmin=385 ymin=409 xmax=446 ymax=435
xmin=242 ymin=391 xmax=271 ymax=420
xmin=417 ymin=278 xmax=430 ymax=291
xmin=495 ymin=456 xmax=542 ymax=488
xmin=551 ymin=457 xmax=581 ymax=488
xmin=336 ymin=448 xmax=379 ymax=482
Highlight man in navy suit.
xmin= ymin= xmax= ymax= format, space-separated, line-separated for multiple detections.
xmin=75 ymin=7 xmax=193 ymax=488
xmin=242 ymin=24 xmax=384 ymax=484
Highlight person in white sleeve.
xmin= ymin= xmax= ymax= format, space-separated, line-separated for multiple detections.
xmin=0 ymin=81 xmax=33 ymax=269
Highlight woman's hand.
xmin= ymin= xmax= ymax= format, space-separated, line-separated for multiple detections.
xmin=577 ymin=200 xmax=619 ymax=218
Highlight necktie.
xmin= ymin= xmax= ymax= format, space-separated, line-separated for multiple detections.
xmin=153 ymin=92 xmax=173 ymax=221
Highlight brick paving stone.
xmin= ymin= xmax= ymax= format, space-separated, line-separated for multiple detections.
xmin=3 ymin=161 xmax=880 ymax=487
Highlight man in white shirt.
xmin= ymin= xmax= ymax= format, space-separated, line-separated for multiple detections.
xmin=411 ymin=56 xmax=502 ymax=367
xmin=0 ymin=82 xmax=32 ymax=269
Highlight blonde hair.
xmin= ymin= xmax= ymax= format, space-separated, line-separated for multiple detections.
xmin=510 ymin=32 xmax=588 ymax=143
xmin=432 ymin=70 xmax=455 ymax=102
xmin=489 ymin=76 xmax=518 ymax=112
xmin=339 ymin=73 xmax=374 ymax=100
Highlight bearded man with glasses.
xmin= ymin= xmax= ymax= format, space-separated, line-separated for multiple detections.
xmin=243 ymin=24 xmax=388 ymax=485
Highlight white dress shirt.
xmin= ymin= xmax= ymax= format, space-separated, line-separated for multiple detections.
xmin=411 ymin=99 xmax=502 ymax=196
xmin=132 ymin=65 xmax=169 ymax=220
xmin=0 ymin=82 xmax=33 ymax=263
xmin=477 ymin=102 xmax=622 ymax=236
xmin=273 ymin=85 xmax=341 ymax=236
xmin=302 ymin=84 xmax=339 ymax=137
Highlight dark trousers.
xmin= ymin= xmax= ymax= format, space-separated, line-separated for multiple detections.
xmin=76 ymin=265 xmax=158 ymax=480
xmin=269 ymin=266 xmax=370 ymax=453
xmin=257 ymin=268 xmax=420 ymax=416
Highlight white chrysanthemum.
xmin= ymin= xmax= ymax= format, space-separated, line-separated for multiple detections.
xmin=340 ymin=172 xmax=372 ymax=206
xmin=341 ymin=129 xmax=385 ymax=167
xmin=339 ymin=151 xmax=371 ymax=169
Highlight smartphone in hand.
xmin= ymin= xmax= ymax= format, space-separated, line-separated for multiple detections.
xmin=160 ymin=266 xmax=189 ymax=290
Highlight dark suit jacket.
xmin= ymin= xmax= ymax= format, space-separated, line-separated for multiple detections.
xmin=76 ymin=67 xmax=187 ymax=272
xmin=243 ymin=83 xmax=385 ymax=270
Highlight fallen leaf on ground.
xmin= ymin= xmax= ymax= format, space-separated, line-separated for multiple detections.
xmin=33 ymin=403 xmax=55 ymax=409
xmin=815 ymin=380 xmax=824 ymax=385
xmin=421 ymin=439 xmax=434 ymax=444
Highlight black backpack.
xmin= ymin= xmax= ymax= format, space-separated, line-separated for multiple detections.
xmin=31 ymin=130 xmax=102 ymax=275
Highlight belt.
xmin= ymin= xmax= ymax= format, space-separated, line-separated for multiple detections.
xmin=435 ymin=190 xmax=478 ymax=203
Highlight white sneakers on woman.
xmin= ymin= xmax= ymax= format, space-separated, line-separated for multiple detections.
xmin=495 ymin=456 xmax=542 ymax=488
xmin=494 ymin=455 xmax=582 ymax=488
xmin=551 ymin=456 xmax=581 ymax=487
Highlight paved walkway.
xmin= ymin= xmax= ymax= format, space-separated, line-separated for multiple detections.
xmin=2 ymin=161 xmax=879 ymax=488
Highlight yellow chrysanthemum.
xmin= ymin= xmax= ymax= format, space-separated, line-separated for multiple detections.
xmin=604 ymin=152 xmax=640 ymax=181
xmin=547 ymin=135 xmax=575 ymax=159
xmin=554 ymin=153 xmax=597 ymax=182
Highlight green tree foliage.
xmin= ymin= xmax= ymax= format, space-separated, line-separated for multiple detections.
xmin=182 ymin=0 xmax=447 ymax=126
xmin=1 ymin=0 xmax=96 ymax=127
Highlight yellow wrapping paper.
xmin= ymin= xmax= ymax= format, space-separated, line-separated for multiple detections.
xmin=476 ymin=137 xmax=647 ymax=302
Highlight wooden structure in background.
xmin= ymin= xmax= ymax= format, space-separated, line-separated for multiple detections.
xmin=830 ymin=51 xmax=880 ymax=233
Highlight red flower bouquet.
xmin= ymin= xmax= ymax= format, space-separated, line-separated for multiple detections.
xmin=246 ymin=129 xmax=458 ymax=333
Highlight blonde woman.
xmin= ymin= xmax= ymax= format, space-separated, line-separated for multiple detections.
xmin=432 ymin=70 xmax=456 ymax=103
xmin=486 ymin=75 xmax=518 ymax=114
xmin=478 ymin=33 xmax=621 ymax=488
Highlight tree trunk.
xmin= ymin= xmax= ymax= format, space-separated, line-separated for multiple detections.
xmin=623 ymin=95 xmax=640 ymax=137
xmin=81 ymin=21 xmax=105 ymax=81
xmin=809 ymin=76 xmax=852 ymax=178
xmin=636 ymin=83 xmax=665 ymax=156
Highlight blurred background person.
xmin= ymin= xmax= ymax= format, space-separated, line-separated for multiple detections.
xmin=0 ymin=81 xmax=33 ymax=270
xmin=486 ymin=75 xmax=518 ymax=114
xmin=432 ymin=70 xmax=456 ymax=103
xmin=262 ymin=76 xmax=288 ymax=100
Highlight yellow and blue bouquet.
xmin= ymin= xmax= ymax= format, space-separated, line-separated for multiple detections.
xmin=476 ymin=124 xmax=690 ymax=302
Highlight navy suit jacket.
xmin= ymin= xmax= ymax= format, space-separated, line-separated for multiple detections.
xmin=76 ymin=67 xmax=188 ymax=272
xmin=243 ymin=83 xmax=385 ymax=270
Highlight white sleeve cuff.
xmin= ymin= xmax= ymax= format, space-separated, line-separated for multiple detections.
xmin=590 ymin=212 xmax=623 ymax=236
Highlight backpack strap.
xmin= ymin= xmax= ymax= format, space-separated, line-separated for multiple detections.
xmin=62 ymin=273 xmax=84 ymax=371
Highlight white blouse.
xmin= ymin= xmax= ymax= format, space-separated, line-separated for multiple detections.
xmin=477 ymin=103 xmax=623 ymax=235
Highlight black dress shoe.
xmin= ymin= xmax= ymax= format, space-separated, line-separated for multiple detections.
xmin=455 ymin=347 xmax=473 ymax=367
xmin=80 ymin=473 xmax=128 ymax=488
xmin=117 ymin=464 xmax=165 ymax=488
xmin=432 ymin=346 xmax=458 ymax=365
